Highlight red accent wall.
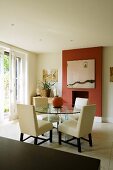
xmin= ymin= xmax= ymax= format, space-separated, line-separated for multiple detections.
xmin=62 ymin=47 xmax=102 ymax=117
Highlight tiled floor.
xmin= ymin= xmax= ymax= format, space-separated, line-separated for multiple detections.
xmin=0 ymin=120 xmax=113 ymax=170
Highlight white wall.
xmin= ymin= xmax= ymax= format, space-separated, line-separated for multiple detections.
xmin=36 ymin=52 xmax=62 ymax=96
xmin=36 ymin=47 xmax=113 ymax=123
xmin=102 ymin=47 xmax=113 ymax=123
xmin=27 ymin=52 xmax=37 ymax=104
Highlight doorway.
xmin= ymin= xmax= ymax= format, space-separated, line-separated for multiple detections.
xmin=0 ymin=49 xmax=26 ymax=121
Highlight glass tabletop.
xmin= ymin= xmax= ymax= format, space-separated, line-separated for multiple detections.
xmin=35 ymin=105 xmax=80 ymax=114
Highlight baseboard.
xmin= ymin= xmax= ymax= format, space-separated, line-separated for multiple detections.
xmin=102 ymin=117 xmax=113 ymax=123
xmin=94 ymin=116 xmax=113 ymax=123
xmin=94 ymin=116 xmax=102 ymax=123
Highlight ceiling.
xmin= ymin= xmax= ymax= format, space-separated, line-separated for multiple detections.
xmin=0 ymin=0 xmax=113 ymax=54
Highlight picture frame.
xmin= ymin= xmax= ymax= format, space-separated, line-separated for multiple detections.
xmin=110 ymin=67 xmax=113 ymax=82
xmin=67 ymin=59 xmax=95 ymax=88
xmin=43 ymin=69 xmax=58 ymax=82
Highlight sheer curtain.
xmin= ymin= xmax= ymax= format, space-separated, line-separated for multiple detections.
xmin=0 ymin=49 xmax=4 ymax=122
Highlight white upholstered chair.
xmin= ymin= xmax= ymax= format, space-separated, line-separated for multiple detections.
xmin=58 ymin=104 xmax=96 ymax=152
xmin=33 ymin=97 xmax=49 ymax=120
xmin=69 ymin=97 xmax=88 ymax=120
xmin=17 ymin=104 xmax=53 ymax=145
xmin=61 ymin=97 xmax=88 ymax=122
xmin=33 ymin=97 xmax=59 ymax=128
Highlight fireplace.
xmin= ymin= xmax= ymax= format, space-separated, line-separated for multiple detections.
xmin=62 ymin=47 xmax=102 ymax=116
xmin=72 ymin=91 xmax=89 ymax=107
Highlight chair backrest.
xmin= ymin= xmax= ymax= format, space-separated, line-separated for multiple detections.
xmin=73 ymin=97 xmax=88 ymax=111
xmin=33 ymin=97 xmax=48 ymax=109
xmin=17 ymin=104 xmax=38 ymax=136
xmin=77 ymin=104 xmax=96 ymax=137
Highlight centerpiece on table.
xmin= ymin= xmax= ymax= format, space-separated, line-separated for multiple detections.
xmin=53 ymin=95 xmax=63 ymax=108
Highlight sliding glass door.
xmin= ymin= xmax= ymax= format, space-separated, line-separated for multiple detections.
xmin=0 ymin=48 xmax=26 ymax=122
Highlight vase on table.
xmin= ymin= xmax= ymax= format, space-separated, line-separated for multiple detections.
xmin=53 ymin=96 xmax=63 ymax=108
xmin=41 ymin=89 xmax=51 ymax=97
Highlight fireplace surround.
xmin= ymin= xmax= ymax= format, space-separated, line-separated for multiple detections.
xmin=62 ymin=47 xmax=102 ymax=117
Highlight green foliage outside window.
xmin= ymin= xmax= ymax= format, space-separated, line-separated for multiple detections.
xmin=4 ymin=54 xmax=9 ymax=73
xmin=4 ymin=54 xmax=9 ymax=113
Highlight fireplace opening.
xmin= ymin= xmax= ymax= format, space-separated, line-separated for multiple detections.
xmin=72 ymin=91 xmax=89 ymax=107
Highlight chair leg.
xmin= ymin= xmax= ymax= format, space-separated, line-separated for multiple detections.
xmin=20 ymin=133 xmax=24 ymax=141
xmin=77 ymin=138 xmax=81 ymax=152
xmin=50 ymin=130 xmax=52 ymax=143
xmin=34 ymin=137 xmax=38 ymax=145
xmin=88 ymin=133 xmax=92 ymax=146
xmin=59 ymin=131 xmax=62 ymax=145
xmin=57 ymin=122 xmax=59 ymax=128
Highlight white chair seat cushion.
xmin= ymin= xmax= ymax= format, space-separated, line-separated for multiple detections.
xmin=68 ymin=113 xmax=80 ymax=120
xmin=37 ymin=114 xmax=48 ymax=120
xmin=37 ymin=120 xmax=53 ymax=135
xmin=58 ymin=120 xmax=78 ymax=137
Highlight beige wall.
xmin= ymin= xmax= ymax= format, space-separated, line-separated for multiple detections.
xmin=103 ymin=47 xmax=113 ymax=122
xmin=27 ymin=52 xmax=37 ymax=104
xmin=36 ymin=47 xmax=113 ymax=123
xmin=36 ymin=52 xmax=62 ymax=96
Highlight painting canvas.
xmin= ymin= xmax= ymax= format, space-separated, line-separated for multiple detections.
xmin=43 ymin=69 xmax=58 ymax=82
xmin=110 ymin=67 xmax=113 ymax=82
xmin=67 ymin=59 xmax=95 ymax=88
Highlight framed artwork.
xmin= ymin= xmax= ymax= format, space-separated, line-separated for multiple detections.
xmin=110 ymin=67 xmax=113 ymax=82
xmin=43 ymin=69 xmax=58 ymax=82
xmin=67 ymin=59 xmax=95 ymax=88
